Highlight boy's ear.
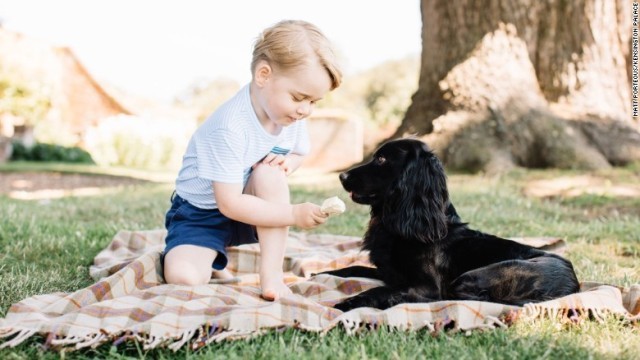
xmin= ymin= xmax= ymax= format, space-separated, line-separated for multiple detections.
xmin=254 ymin=61 xmax=272 ymax=87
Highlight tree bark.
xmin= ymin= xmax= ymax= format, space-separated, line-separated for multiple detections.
xmin=395 ymin=0 xmax=640 ymax=172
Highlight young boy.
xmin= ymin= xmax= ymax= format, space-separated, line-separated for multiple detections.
xmin=163 ymin=20 xmax=343 ymax=301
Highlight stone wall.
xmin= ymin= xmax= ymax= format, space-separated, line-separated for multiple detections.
xmin=302 ymin=109 xmax=363 ymax=171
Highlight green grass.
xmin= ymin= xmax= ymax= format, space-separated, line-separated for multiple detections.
xmin=0 ymin=161 xmax=176 ymax=182
xmin=0 ymin=164 xmax=639 ymax=359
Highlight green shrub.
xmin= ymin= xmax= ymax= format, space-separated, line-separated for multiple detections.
xmin=10 ymin=141 xmax=94 ymax=163
xmin=9 ymin=141 xmax=29 ymax=161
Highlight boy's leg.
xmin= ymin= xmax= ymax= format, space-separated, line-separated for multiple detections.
xmin=163 ymin=245 xmax=218 ymax=285
xmin=244 ymin=163 xmax=293 ymax=300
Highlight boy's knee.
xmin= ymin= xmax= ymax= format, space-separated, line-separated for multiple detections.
xmin=163 ymin=262 xmax=210 ymax=286
xmin=247 ymin=164 xmax=289 ymax=200
xmin=251 ymin=163 xmax=287 ymax=182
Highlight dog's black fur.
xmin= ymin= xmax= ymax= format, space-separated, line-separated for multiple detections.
xmin=322 ymin=139 xmax=580 ymax=311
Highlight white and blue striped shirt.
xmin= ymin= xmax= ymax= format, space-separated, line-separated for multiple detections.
xmin=175 ymin=84 xmax=310 ymax=209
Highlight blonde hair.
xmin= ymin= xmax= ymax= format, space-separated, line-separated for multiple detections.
xmin=251 ymin=20 xmax=342 ymax=90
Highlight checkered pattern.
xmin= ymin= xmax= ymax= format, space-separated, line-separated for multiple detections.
xmin=1 ymin=230 xmax=638 ymax=351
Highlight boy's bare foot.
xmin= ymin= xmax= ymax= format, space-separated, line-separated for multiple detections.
xmin=261 ymin=277 xmax=294 ymax=301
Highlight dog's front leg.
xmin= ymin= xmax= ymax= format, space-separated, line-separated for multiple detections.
xmin=316 ymin=265 xmax=381 ymax=280
xmin=334 ymin=286 xmax=396 ymax=311
xmin=335 ymin=285 xmax=438 ymax=311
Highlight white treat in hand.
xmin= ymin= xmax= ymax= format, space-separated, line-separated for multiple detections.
xmin=321 ymin=196 xmax=346 ymax=216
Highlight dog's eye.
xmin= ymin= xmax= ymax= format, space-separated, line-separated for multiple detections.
xmin=375 ymin=156 xmax=387 ymax=165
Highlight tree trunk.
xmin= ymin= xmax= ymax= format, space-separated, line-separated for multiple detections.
xmin=395 ymin=0 xmax=640 ymax=172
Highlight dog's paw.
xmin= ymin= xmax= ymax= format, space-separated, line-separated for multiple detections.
xmin=333 ymin=296 xmax=371 ymax=312
xmin=313 ymin=268 xmax=354 ymax=278
xmin=314 ymin=269 xmax=340 ymax=277
xmin=334 ymin=300 xmax=357 ymax=312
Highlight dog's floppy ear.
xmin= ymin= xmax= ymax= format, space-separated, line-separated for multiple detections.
xmin=383 ymin=144 xmax=449 ymax=243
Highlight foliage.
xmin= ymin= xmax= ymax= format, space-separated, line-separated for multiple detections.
xmin=0 ymin=165 xmax=638 ymax=358
xmin=0 ymin=70 xmax=51 ymax=127
xmin=320 ymin=56 xmax=419 ymax=127
xmin=82 ymin=114 xmax=195 ymax=169
xmin=10 ymin=141 xmax=94 ymax=163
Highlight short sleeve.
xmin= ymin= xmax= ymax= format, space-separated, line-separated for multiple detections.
xmin=195 ymin=129 xmax=245 ymax=183
xmin=291 ymin=120 xmax=311 ymax=155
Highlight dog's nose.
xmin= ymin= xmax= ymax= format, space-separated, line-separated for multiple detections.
xmin=339 ymin=172 xmax=348 ymax=183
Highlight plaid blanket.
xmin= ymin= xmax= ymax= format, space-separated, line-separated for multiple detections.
xmin=1 ymin=230 xmax=638 ymax=351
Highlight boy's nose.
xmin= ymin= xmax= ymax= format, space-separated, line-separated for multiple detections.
xmin=297 ymin=103 xmax=311 ymax=117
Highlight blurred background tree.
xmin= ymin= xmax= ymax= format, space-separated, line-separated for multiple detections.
xmin=320 ymin=56 xmax=419 ymax=129
xmin=0 ymin=71 xmax=51 ymax=130
xmin=395 ymin=0 xmax=640 ymax=173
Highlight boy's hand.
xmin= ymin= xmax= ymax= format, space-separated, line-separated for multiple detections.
xmin=258 ymin=153 xmax=291 ymax=175
xmin=292 ymin=203 xmax=328 ymax=229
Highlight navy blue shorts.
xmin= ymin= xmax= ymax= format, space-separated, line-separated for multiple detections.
xmin=163 ymin=192 xmax=257 ymax=270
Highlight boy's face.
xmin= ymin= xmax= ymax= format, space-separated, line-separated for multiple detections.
xmin=252 ymin=60 xmax=332 ymax=130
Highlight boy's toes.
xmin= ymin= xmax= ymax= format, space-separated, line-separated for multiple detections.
xmin=261 ymin=286 xmax=293 ymax=301
xmin=261 ymin=289 xmax=278 ymax=301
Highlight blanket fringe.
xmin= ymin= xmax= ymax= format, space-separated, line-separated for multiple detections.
xmin=49 ymin=335 xmax=85 ymax=346
xmin=424 ymin=321 xmax=437 ymax=333
xmin=483 ymin=315 xmax=508 ymax=329
xmin=168 ymin=328 xmax=197 ymax=352
xmin=0 ymin=328 xmax=36 ymax=349
xmin=318 ymin=315 xmax=363 ymax=335
xmin=320 ymin=312 xmax=510 ymax=338
xmin=50 ymin=335 xmax=74 ymax=348
xmin=74 ymin=333 xmax=107 ymax=350
xmin=203 ymin=329 xmax=262 ymax=346
xmin=1 ymin=307 xmax=636 ymax=352
xmin=142 ymin=335 xmax=165 ymax=350
xmin=0 ymin=325 xmax=270 ymax=352
xmin=521 ymin=304 xmax=626 ymax=324
xmin=340 ymin=317 xmax=362 ymax=335
xmin=0 ymin=328 xmax=19 ymax=340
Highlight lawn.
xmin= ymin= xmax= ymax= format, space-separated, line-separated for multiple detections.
xmin=0 ymin=163 xmax=639 ymax=359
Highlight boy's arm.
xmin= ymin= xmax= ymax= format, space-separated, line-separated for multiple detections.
xmin=213 ymin=182 xmax=323 ymax=228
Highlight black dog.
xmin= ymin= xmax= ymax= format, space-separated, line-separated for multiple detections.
xmin=323 ymin=139 xmax=580 ymax=311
